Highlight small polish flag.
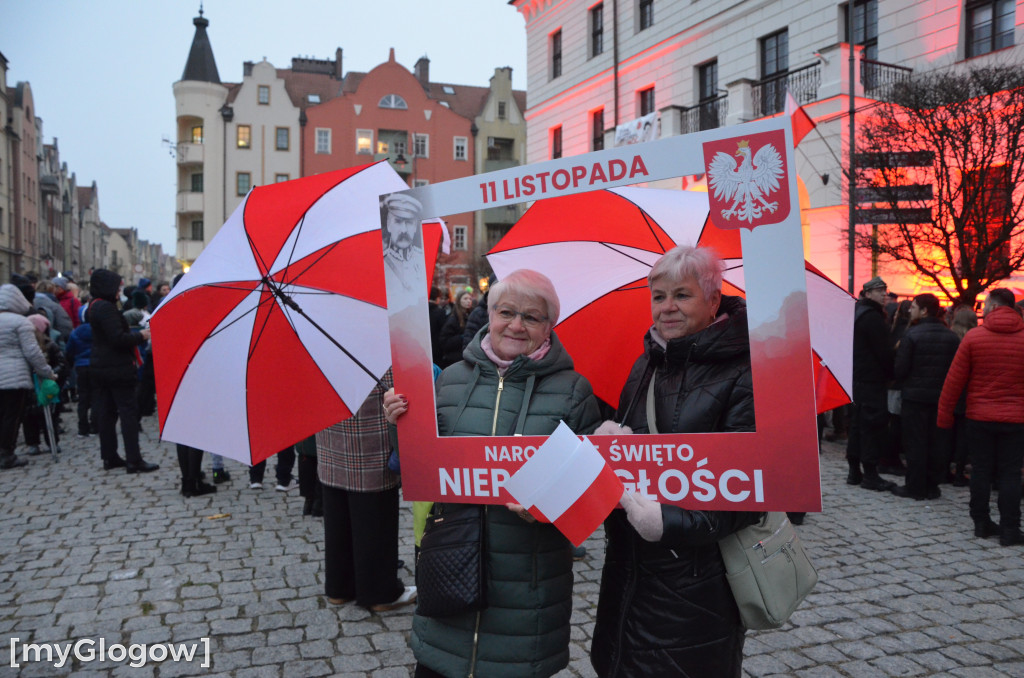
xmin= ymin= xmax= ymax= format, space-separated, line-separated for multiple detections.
xmin=785 ymin=90 xmax=817 ymax=147
xmin=505 ymin=422 xmax=624 ymax=547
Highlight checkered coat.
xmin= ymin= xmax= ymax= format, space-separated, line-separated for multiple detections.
xmin=315 ymin=369 xmax=398 ymax=492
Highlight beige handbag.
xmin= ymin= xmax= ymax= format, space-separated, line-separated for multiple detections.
xmin=718 ymin=511 xmax=818 ymax=630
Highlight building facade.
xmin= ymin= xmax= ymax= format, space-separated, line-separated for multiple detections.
xmin=512 ymin=0 xmax=1024 ymax=297
xmin=0 ymin=51 xmax=14 ymax=282
xmin=174 ymin=10 xmax=527 ymax=291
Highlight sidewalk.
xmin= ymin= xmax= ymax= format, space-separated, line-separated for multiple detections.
xmin=1 ymin=411 xmax=1022 ymax=676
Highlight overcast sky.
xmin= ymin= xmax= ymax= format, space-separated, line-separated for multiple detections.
xmin=1 ymin=1 xmax=528 ymax=251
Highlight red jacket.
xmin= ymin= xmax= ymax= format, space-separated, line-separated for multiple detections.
xmin=937 ymin=306 xmax=1024 ymax=427
xmin=56 ymin=288 xmax=82 ymax=328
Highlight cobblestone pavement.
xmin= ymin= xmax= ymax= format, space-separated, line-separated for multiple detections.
xmin=1 ymin=411 xmax=1023 ymax=677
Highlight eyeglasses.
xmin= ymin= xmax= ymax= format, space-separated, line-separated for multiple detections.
xmin=492 ymin=305 xmax=549 ymax=328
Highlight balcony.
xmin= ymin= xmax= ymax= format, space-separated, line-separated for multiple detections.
xmin=680 ymin=96 xmax=728 ymax=135
xmin=861 ymin=58 xmax=912 ymax=101
xmin=177 ymin=142 xmax=204 ymax=165
xmin=176 ymin=191 xmax=204 ymax=214
xmin=177 ymin=238 xmax=205 ymax=263
xmin=751 ymin=62 xmax=821 ymax=117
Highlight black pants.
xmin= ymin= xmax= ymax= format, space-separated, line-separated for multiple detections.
xmin=75 ymin=365 xmax=96 ymax=434
xmin=321 ymin=483 xmax=403 ymax=607
xmin=0 ymin=389 xmax=29 ymax=454
xmin=249 ymin=447 xmax=295 ymax=485
xmin=847 ymin=381 xmax=887 ymax=471
xmin=967 ymin=419 xmax=1024 ymax=529
xmin=22 ymin=404 xmax=59 ymax=448
xmin=177 ymin=444 xmax=205 ymax=487
xmin=901 ymin=400 xmax=947 ymax=497
xmin=93 ymin=376 xmax=142 ymax=465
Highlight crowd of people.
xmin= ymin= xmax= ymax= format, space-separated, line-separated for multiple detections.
xmin=3 ymin=251 xmax=1022 ymax=678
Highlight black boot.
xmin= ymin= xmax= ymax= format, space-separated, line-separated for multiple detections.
xmin=846 ymin=460 xmax=863 ymax=485
xmin=0 ymin=450 xmax=27 ymax=469
xmin=974 ymin=519 xmax=999 ymax=538
xmin=1000 ymin=528 xmax=1024 ymax=546
xmin=860 ymin=464 xmax=896 ymax=491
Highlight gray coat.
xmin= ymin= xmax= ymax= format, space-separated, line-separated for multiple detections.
xmin=411 ymin=327 xmax=601 ymax=678
xmin=0 ymin=284 xmax=57 ymax=391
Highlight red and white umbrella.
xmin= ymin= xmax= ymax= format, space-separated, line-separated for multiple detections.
xmin=151 ymin=162 xmax=443 ymax=465
xmin=486 ymin=186 xmax=852 ymax=412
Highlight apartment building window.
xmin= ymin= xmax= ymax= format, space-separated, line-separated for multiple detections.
xmin=356 ymin=129 xmax=373 ymax=154
xmin=551 ymin=30 xmax=563 ymax=79
xmin=275 ymin=173 xmax=290 ymax=183
xmin=454 ymin=136 xmax=468 ymax=161
xmin=276 ymin=127 xmax=290 ymax=151
xmin=191 ymin=125 xmax=204 ymax=143
xmin=639 ymin=0 xmax=654 ymax=31
xmin=592 ymin=109 xmax=605 ymax=151
xmin=844 ymin=0 xmax=878 ymax=61
xmin=639 ymin=87 xmax=655 ymax=116
xmin=551 ymin=126 xmax=563 ymax=159
xmin=379 ymin=94 xmax=408 ymax=110
xmin=487 ymin=137 xmax=515 ymax=161
xmin=698 ymin=60 xmax=721 ymax=130
xmin=190 ymin=173 xmax=203 ymax=193
xmin=258 ymin=85 xmax=270 ymax=105
xmin=237 ymin=124 xmax=251 ymax=149
xmin=414 ymin=133 xmax=429 ymax=158
xmin=760 ymin=29 xmax=789 ymax=115
xmin=237 ymin=172 xmax=251 ymax=196
xmin=316 ymin=128 xmax=332 ymax=154
xmin=497 ymin=101 xmax=507 ymax=120
xmin=967 ymin=0 xmax=1015 ymax=57
xmin=591 ymin=4 xmax=604 ymax=57
xmin=190 ymin=220 xmax=204 ymax=241
xmin=453 ymin=225 xmax=467 ymax=251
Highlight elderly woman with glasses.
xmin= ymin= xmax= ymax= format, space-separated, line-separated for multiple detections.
xmin=384 ymin=268 xmax=601 ymax=678
xmin=590 ymin=245 xmax=760 ymax=678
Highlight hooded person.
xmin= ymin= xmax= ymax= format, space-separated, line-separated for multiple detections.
xmin=0 ymin=284 xmax=58 ymax=469
xmin=52 ymin=277 xmax=82 ymax=329
xmin=87 ymin=269 xmax=159 ymax=474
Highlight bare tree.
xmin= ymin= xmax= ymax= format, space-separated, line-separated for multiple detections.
xmin=855 ymin=65 xmax=1024 ymax=306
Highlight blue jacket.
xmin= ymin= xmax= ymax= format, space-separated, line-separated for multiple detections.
xmin=65 ymin=323 xmax=93 ymax=368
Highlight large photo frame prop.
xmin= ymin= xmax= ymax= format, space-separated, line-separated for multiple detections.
xmin=383 ymin=117 xmax=821 ymax=512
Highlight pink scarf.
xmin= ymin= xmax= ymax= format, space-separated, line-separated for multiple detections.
xmin=481 ymin=334 xmax=552 ymax=375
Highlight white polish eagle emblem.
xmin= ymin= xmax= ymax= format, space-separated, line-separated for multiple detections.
xmin=708 ymin=140 xmax=785 ymax=224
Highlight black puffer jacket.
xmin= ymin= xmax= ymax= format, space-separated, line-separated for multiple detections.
xmin=592 ymin=295 xmax=759 ymax=678
xmin=853 ymin=297 xmax=894 ymax=383
xmin=87 ymin=270 xmax=145 ymax=382
xmin=894 ymin=317 xmax=960 ymax=404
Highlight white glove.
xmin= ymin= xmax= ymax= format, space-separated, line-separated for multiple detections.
xmin=619 ymin=489 xmax=664 ymax=542
xmin=594 ymin=420 xmax=633 ymax=436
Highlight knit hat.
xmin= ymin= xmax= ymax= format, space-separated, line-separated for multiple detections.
xmin=862 ymin=276 xmax=887 ymax=292
xmin=51 ymin=276 xmax=69 ymax=290
xmin=139 ymin=277 xmax=152 ymax=290
xmin=123 ymin=309 xmax=144 ymax=327
xmin=28 ymin=314 xmax=50 ymax=334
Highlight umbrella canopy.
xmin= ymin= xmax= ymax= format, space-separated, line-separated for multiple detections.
xmin=486 ymin=186 xmax=853 ymax=413
xmin=151 ymin=162 xmax=443 ymax=465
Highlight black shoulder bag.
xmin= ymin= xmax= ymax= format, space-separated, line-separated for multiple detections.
xmin=415 ymin=502 xmax=486 ymax=618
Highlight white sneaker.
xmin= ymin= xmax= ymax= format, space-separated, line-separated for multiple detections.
xmin=369 ymin=586 xmax=417 ymax=612
xmin=275 ymin=482 xmax=296 ymax=492
xmin=249 ymin=482 xmax=262 ymax=489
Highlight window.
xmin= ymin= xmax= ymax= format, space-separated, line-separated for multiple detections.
xmin=497 ymin=101 xmax=507 ymax=120
xmin=698 ymin=60 xmax=721 ymax=130
xmin=275 ymin=173 xmax=290 ymax=183
xmin=454 ymin=136 xmax=468 ymax=161
xmin=190 ymin=220 xmax=204 ymax=241
xmin=307 ymin=93 xmax=321 ymax=104
xmin=443 ymin=85 xmax=456 ymax=95
xmin=639 ymin=0 xmax=654 ymax=30
xmin=487 ymin=137 xmax=515 ymax=161
xmin=316 ymin=128 xmax=332 ymax=154
xmin=453 ymin=225 xmax=467 ymax=250
xmin=760 ymin=29 xmax=789 ymax=115
xmin=551 ymin=30 xmax=563 ymax=79
xmin=379 ymin=94 xmax=408 ymax=110
xmin=845 ymin=0 xmax=878 ymax=61
xmin=258 ymin=85 xmax=270 ymax=105
xmin=592 ymin=109 xmax=605 ymax=151
xmin=237 ymin=124 xmax=251 ymax=149
xmin=237 ymin=172 xmax=251 ymax=196
xmin=967 ymin=0 xmax=1014 ymax=57
xmin=591 ymin=4 xmax=605 ymax=56
xmin=276 ymin=127 xmax=290 ymax=151
xmin=413 ymin=179 xmax=430 ymax=188
xmin=551 ymin=126 xmax=563 ymax=159
xmin=356 ymin=129 xmax=373 ymax=154
xmin=191 ymin=125 xmax=203 ymax=144
xmin=414 ymin=133 xmax=429 ymax=158
xmin=639 ymin=87 xmax=655 ymax=116
xmin=190 ymin=173 xmax=203 ymax=193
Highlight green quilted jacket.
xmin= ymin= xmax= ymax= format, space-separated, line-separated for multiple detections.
xmin=411 ymin=327 xmax=601 ymax=678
